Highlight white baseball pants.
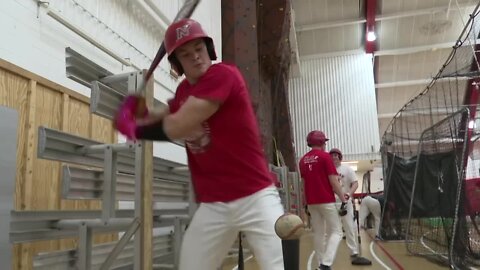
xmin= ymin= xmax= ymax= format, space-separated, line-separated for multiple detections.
xmin=309 ymin=203 xmax=343 ymax=267
xmin=359 ymin=195 xmax=381 ymax=237
xmin=336 ymin=200 xmax=359 ymax=255
xmin=179 ymin=186 xmax=285 ymax=270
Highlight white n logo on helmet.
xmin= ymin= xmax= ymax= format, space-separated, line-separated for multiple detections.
xmin=176 ymin=24 xmax=191 ymax=40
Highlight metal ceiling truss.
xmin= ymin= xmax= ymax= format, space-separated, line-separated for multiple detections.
xmin=296 ymin=3 xmax=476 ymax=32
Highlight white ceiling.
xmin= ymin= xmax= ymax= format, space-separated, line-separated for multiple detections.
xmin=291 ymin=0 xmax=478 ymax=138
xmin=290 ymin=0 xmax=479 ymax=171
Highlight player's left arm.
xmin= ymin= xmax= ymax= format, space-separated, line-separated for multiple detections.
xmin=348 ymin=167 xmax=359 ymax=197
xmin=163 ymin=96 xmax=220 ymax=139
xmin=349 ymin=181 xmax=359 ymax=198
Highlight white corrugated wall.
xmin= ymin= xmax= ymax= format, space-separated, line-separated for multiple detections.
xmin=1 ymin=0 xmax=221 ymax=164
xmin=1 ymin=0 xmax=221 ymax=103
xmin=289 ymin=54 xmax=381 ymax=161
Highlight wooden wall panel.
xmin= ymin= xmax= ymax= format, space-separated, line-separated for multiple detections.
xmin=61 ymin=96 xmax=90 ymax=213
xmin=23 ymin=81 xmax=37 ymax=211
xmin=92 ymin=113 xmax=115 ymax=142
xmin=0 ymin=60 xmax=118 ymax=269
xmin=0 ymin=68 xmax=35 ymax=270
xmin=32 ymin=84 xmax=63 ymax=209
xmin=0 ymin=69 xmax=29 ymax=210
xmin=27 ymin=84 xmax=65 ymax=265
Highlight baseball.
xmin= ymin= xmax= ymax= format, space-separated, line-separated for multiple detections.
xmin=274 ymin=213 xmax=305 ymax=240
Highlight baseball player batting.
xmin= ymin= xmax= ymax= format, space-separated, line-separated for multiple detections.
xmin=114 ymin=17 xmax=285 ymax=270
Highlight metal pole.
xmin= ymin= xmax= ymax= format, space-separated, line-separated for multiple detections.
xmin=77 ymin=143 xmax=134 ymax=154
xmin=102 ymin=146 xmax=117 ymax=221
xmin=282 ymin=239 xmax=299 ymax=270
xmin=100 ymin=218 xmax=141 ymax=270
xmin=56 ymin=218 xmax=133 ymax=229
xmin=134 ymin=141 xmax=144 ymax=270
xmin=173 ymin=217 xmax=183 ymax=269
xmin=78 ymin=223 xmax=93 ymax=270
xmin=99 ymin=72 xmax=136 ymax=85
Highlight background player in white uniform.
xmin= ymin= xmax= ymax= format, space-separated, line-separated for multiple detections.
xmin=359 ymin=194 xmax=384 ymax=239
xmin=329 ymin=148 xmax=371 ymax=265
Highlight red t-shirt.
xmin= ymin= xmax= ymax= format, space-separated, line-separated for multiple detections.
xmin=168 ymin=63 xmax=273 ymax=202
xmin=299 ymin=149 xmax=338 ymax=204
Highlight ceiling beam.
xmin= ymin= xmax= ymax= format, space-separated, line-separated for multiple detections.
xmin=378 ymin=108 xmax=453 ymax=119
xmin=375 ymin=42 xmax=452 ymax=56
xmin=299 ymin=38 xmax=480 ymax=60
xmin=296 ymin=18 xmax=366 ymax=32
xmin=377 ymin=113 xmax=397 ymax=119
xmin=376 ymin=76 xmax=470 ymax=89
xmin=300 ymin=49 xmax=364 ymax=60
xmin=375 ymin=79 xmax=430 ymax=88
xmin=375 ymin=39 xmax=480 ymax=56
xmin=296 ymin=3 xmax=476 ymax=32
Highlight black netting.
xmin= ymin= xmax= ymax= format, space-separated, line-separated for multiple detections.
xmin=381 ymin=3 xmax=480 ymax=269
xmin=404 ymin=109 xmax=468 ymax=268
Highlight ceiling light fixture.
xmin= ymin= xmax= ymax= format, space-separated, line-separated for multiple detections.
xmin=469 ymin=119 xmax=476 ymax=129
xmin=367 ymin=31 xmax=376 ymax=42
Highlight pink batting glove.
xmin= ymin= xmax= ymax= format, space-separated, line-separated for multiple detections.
xmin=114 ymin=95 xmax=147 ymax=140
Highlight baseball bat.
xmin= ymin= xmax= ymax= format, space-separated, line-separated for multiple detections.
xmin=338 ymin=202 xmax=348 ymax=216
xmin=238 ymin=232 xmax=244 ymax=270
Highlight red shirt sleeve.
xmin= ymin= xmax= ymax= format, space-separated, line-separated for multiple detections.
xmin=324 ymin=155 xmax=338 ymax=176
xmin=190 ymin=64 xmax=236 ymax=103
xmin=167 ymin=98 xmax=176 ymax=111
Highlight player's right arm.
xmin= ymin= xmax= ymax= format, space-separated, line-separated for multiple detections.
xmin=136 ymin=106 xmax=170 ymax=125
xmin=329 ymin=175 xmax=346 ymax=203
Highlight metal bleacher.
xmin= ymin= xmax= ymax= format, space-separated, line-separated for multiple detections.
xmin=9 ymin=48 xmax=194 ymax=270
xmin=8 ymin=47 xmax=301 ymax=270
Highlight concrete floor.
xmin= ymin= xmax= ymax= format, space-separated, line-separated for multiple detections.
xmin=221 ymin=229 xmax=451 ymax=270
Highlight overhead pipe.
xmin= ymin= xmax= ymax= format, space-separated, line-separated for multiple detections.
xmin=143 ymin=0 xmax=171 ymax=26
xmin=130 ymin=0 xmax=168 ymax=31
xmin=36 ymin=1 xmax=174 ymax=93
xmin=46 ymin=7 xmax=132 ymax=67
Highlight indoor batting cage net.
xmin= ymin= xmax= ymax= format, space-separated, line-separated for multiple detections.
xmin=381 ymin=2 xmax=480 ymax=269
